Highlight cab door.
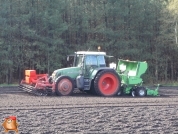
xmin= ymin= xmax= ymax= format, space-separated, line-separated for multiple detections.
xmin=84 ymin=55 xmax=98 ymax=77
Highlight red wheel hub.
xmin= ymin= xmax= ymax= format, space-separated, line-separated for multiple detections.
xmin=98 ymin=73 xmax=119 ymax=95
xmin=57 ymin=79 xmax=72 ymax=95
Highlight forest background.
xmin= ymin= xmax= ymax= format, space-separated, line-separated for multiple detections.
xmin=0 ymin=0 xmax=178 ymax=84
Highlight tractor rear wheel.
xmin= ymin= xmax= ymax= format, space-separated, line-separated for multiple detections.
xmin=94 ymin=70 xmax=121 ymax=97
xmin=55 ymin=76 xmax=74 ymax=96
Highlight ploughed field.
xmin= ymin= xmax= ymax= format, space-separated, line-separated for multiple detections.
xmin=0 ymin=86 xmax=178 ymax=134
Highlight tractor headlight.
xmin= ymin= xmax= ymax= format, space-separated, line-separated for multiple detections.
xmin=52 ymin=71 xmax=56 ymax=81
xmin=56 ymin=72 xmax=61 ymax=78
xmin=52 ymin=71 xmax=61 ymax=81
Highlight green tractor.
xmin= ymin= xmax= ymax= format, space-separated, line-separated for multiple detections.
xmin=50 ymin=51 xmax=121 ymax=97
xmin=20 ymin=51 xmax=159 ymax=97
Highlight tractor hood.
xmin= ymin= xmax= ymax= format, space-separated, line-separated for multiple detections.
xmin=52 ymin=67 xmax=80 ymax=81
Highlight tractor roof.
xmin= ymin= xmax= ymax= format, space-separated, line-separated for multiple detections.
xmin=75 ymin=51 xmax=106 ymax=55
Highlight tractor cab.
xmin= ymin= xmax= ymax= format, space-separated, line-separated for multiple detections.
xmin=73 ymin=51 xmax=106 ymax=76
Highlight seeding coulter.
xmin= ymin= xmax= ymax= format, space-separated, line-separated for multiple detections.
xmin=19 ymin=51 xmax=159 ymax=97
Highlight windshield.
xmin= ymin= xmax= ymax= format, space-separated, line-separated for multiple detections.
xmin=85 ymin=55 xmax=106 ymax=67
xmin=85 ymin=55 xmax=97 ymax=66
xmin=97 ymin=55 xmax=106 ymax=67
xmin=75 ymin=54 xmax=83 ymax=67
xmin=74 ymin=54 xmax=106 ymax=67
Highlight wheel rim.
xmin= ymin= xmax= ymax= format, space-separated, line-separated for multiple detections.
xmin=139 ymin=89 xmax=145 ymax=96
xmin=98 ymin=73 xmax=119 ymax=95
xmin=57 ymin=78 xmax=73 ymax=95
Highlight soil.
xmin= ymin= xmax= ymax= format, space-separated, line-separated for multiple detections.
xmin=0 ymin=86 xmax=178 ymax=134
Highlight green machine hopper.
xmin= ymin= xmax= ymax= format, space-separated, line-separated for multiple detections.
xmin=116 ymin=59 xmax=159 ymax=97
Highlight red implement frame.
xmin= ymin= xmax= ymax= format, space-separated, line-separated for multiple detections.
xmin=20 ymin=70 xmax=54 ymax=90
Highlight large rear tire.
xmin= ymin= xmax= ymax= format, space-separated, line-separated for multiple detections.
xmin=94 ymin=70 xmax=121 ymax=97
xmin=55 ymin=76 xmax=74 ymax=96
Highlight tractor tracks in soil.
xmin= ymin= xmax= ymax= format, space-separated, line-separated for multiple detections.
xmin=1 ymin=86 xmax=178 ymax=134
xmin=0 ymin=86 xmax=178 ymax=111
xmin=0 ymin=97 xmax=177 ymax=111
xmin=0 ymin=103 xmax=177 ymax=111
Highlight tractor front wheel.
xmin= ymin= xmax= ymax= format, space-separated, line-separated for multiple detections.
xmin=94 ymin=70 xmax=121 ymax=97
xmin=55 ymin=76 xmax=74 ymax=96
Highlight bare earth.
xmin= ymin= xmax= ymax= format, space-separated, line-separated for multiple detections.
xmin=0 ymin=86 xmax=178 ymax=134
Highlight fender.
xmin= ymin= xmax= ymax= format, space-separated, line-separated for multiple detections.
xmin=86 ymin=67 xmax=121 ymax=92
xmin=90 ymin=67 xmax=118 ymax=80
xmin=53 ymin=75 xmax=76 ymax=90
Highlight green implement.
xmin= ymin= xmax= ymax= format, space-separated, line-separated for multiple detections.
xmin=116 ymin=59 xmax=159 ymax=97
xmin=146 ymin=84 xmax=159 ymax=96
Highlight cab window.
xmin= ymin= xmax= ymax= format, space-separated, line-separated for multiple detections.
xmin=97 ymin=55 xmax=106 ymax=67
xmin=85 ymin=55 xmax=97 ymax=66
xmin=75 ymin=54 xmax=83 ymax=67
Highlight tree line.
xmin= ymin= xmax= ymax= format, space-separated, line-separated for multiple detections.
xmin=0 ymin=0 xmax=177 ymax=84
